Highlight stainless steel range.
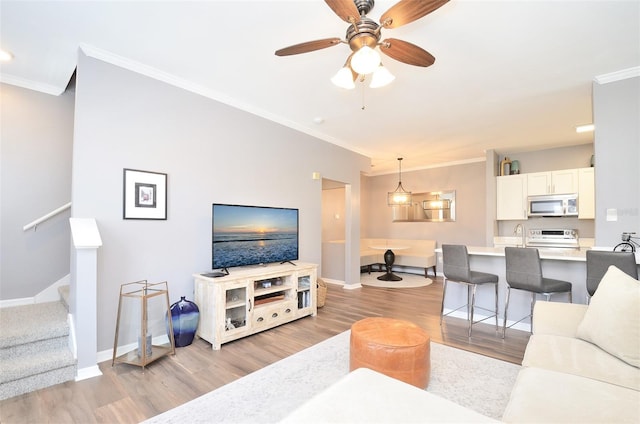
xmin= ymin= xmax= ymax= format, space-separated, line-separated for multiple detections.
xmin=526 ymin=228 xmax=579 ymax=250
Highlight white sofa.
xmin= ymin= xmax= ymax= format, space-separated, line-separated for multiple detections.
xmin=284 ymin=265 xmax=639 ymax=423
xmin=281 ymin=367 xmax=496 ymax=423
xmin=361 ymin=238 xmax=436 ymax=278
xmin=503 ymin=265 xmax=640 ymax=423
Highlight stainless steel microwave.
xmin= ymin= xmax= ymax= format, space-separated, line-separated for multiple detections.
xmin=527 ymin=194 xmax=578 ymax=217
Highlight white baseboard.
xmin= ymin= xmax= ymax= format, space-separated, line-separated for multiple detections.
xmin=0 ymin=274 xmax=71 ymax=308
xmin=319 ymin=277 xmax=363 ymax=289
xmin=442 ymin=309 xmax=531 ymax=332
xmin=75 ymin=365 xmax=102 ymax=381
xmin=35 ymin=274 xmax=70 ymax=303
xmin=0 ymin=297 xmax=34 ymax=308
xmin=98 ymin=334 xmax=172 ymax=365
xmin=321 ymin=277 xmax=344 ymax=286
xmin=97 ymin=349 xmax=113 ymax=365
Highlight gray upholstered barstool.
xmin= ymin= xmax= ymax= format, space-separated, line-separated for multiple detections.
xmin=586 ymin=250 xmax=638 ymax=302
xmin=440 ymin=244 xmax=499 ymax=337
xmin=503 ymin=247 xmax=572 ymax=338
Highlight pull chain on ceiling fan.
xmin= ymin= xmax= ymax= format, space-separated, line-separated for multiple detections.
xmin=275 ymin=0 xmax=449 ymax=89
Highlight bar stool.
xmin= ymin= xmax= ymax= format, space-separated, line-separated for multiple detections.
xmin=503 ymin=247 xmax=572 ymax=338
xmin=440 ymin=244 xmax=499 ymax=337
xmin=586 ymin=250 xmax=638 ymax=302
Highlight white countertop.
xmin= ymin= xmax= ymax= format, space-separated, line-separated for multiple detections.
xmin=436 ymin=246 xmax=587 ymax=262
xmin=472 ymin=246 xmax=589 ymax=261
xmin=436 ymin=246 xmax=640 ymax=264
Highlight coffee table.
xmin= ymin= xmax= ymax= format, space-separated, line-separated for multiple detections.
xmin=369 ymin=245 xmax=409 ymax=281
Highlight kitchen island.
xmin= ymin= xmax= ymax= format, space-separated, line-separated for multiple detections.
xmin=436 ymin=247 xmax=640 ymax=333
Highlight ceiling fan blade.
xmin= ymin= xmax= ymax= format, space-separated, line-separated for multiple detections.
xmin=324 ymin=0 xmax=361 ymax=24
xmin=380 ymin=0 xmax=449 ymax=29
xmin=380 ymin=38 xmax=435 ymax=67
xmin=275 ymin=38 xmax=342 ymax=56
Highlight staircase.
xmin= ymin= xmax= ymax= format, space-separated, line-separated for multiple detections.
xmin=0 ymin=288 xmax=76 ymax=400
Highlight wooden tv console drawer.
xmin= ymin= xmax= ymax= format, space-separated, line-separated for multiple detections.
xmin=252 ymin=301 xmax=296 ymax=330
xmin=194 ymin=262 xmax=317 ymax=350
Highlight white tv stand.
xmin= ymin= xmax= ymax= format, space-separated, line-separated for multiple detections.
xmin=194 ymin=262 xmax=318 ymax=350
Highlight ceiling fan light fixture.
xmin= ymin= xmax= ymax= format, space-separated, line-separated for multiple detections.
xmin=387 ymin=157 xmax=412 ymax=206
xmin=369 ymin=64 xmax=395 ymax=88
xmin=350 ymin=45 xmax=381 ymax=75
xmin=331 ymin=66 xmax=356 ymax=89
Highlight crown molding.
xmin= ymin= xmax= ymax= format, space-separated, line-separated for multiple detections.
xmin=594 ymin=67 xmax=640 ymax=84
xmin=368 ymin=157 xmax=486 ymax=177
xmin=0 ymin=73 xmax=64 ymax=95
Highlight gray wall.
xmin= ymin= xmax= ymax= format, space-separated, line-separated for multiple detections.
xmin=362 ymin=161 xmax=488 ymax=247
xmin=360 ymin=144 xmax=596 ymax=250
xmin=0 ymin=83 xmax=74 ymax=299
xmin=70 ymin=53 xmax=369 ymax=350
xmin=593 ymin=76 xmax=640 ymax=246
xmin=321 ymin=186 xmax=346 ymax=242
xmin=498 ymin=143 xmax=593 ymax=175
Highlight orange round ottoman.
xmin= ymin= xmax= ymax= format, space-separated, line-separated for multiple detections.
xmin=350 ymin=317 xmax=431 ymax=388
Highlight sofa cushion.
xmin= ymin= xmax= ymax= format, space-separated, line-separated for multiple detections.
xmin=502 ymin=367 xmax=640 ymax=423
xmin=532 ymin=301 xmax=588 ymax=337
xmin=522 ymin=334 xmax=640 ymax=390
xmin=576 ymin=265 xmax=640 ymax=368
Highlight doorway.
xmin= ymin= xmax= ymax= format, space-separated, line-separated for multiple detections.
xmin=321 ymin=178 xmax=348 ymax=283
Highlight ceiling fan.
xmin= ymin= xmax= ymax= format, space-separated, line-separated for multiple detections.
xmin=275 ymin=0 xmax=449 ymax=89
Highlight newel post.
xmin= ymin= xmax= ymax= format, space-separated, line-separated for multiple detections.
xmin=69 ymin=218 xmax=103 ymax=380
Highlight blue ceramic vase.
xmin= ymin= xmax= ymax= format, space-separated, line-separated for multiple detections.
xmin=169 ymin=296 xmax=200 ymax=347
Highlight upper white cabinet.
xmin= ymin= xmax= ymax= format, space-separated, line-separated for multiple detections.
xmin=496 ymin=167 xmax=595 ymax=221
xmin=527 ymin=169 xmax=579 ymax=195
xmin=578 ymin=167 xmax=595 ymax=219
xmin=496 ymin=174 xmax=528 ymax=220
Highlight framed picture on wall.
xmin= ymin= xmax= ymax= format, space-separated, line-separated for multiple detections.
xmin=123 ymin=168 xmax=167 ymax=220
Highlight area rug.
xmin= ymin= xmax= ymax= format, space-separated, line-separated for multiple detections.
xmin=361 ymin=271 xmax=432 ymax=288
xmin=143 ymin=331 xmax=520 ymax=423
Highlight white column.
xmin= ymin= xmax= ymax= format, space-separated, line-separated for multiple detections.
xmin=69 ymin=218 xmax=103 ymax=380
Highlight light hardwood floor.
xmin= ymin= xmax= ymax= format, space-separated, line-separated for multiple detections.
xmin=0 ymin=275 xmax=530 ymax=423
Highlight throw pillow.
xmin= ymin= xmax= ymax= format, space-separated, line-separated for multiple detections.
xmin=577 ymin=265 xmax=640 ymax=368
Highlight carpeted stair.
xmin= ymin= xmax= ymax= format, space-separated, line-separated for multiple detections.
xmin=0 ymin=296 xmax=76 ymax=400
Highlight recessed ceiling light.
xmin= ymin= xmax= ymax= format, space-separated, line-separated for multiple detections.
xmin=576 ymin=124 xmax=594 ymax=133
xmin=0 ymin=49 xmax=13 ymax=62
xmin=313 ymin=117 xmax=324 ymax=124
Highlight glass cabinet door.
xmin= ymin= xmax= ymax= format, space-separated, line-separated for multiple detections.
xmin=297 ymin=274 xmax=312 ymax=309
xmin=224 ymin=287 xmax=247 ymax=331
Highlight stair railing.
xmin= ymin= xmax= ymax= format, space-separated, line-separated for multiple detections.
xmin=23 ymin=202 xmax=72 ymax=231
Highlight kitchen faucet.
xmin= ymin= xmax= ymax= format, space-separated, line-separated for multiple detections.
xmin=513 ymin=223 xmax=525 ymax=247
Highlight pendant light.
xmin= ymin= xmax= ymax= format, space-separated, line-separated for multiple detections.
xmin=387 ymin=158 xmax=412 ymax=206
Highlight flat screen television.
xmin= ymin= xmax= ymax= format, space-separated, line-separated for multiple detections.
xmin=211 ymin=203 xmax=299 ymax=274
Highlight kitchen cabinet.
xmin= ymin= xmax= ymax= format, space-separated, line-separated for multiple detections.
xmin=527 ymin=169 xmax=579 ymax=195
xmin=578 ymin=167 xmax=595 ymax=219
xmin=496 ymin=174 xmax=528 ymax=220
